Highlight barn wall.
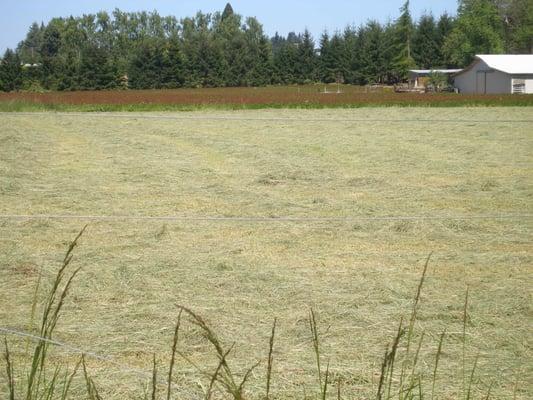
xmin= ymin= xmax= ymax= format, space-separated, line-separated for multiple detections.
xmin=454 ymin=60 xmax=513 ymax=94
xmin=485 ymin=70 xmax=512 ymax=94
xmin=454 ymin=67 xmax=477 ymax=94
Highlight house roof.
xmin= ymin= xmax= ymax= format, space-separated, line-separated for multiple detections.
xmin=409 ymin=69 xmax=462 ymax=75
xmin=461 ymin=55 xmax=533 ymax=75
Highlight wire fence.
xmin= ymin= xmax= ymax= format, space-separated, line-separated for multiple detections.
xmin=2 ymin=111 xmax=533 ymax=124
xmin=1 ymin=213 xmax=532 ymax=223
xmin=0 ymin=326 xmax=188 ymax=394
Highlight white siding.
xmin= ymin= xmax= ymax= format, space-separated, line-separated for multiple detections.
xmin=454 ymin=59 xmax=512 ymax=94
xmin=513 ymin=75 xmax=533 ymax=94
xmin=526 ymin=79 xmax=533 ymax=94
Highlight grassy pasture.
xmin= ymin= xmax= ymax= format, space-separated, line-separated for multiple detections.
xmin=0 ymin=108 xmax=532 ymax=399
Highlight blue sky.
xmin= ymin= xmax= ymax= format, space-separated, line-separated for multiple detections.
xmin=1 ymin=1 xmax=458 ymax=53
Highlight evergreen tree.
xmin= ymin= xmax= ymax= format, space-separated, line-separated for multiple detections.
xmin=39 ymin=21 xmax=63 ymax=89
xmin=390 ymin=0 xmax=416 ymax=81
xmin=0 ymin=49 xmax=23 ymax=91
xmin=222 ymin=3 xmax=234 ymax=21
xmin=273 ymin=39 xmax=298 ymax=83
xmin=242 ymin=17 xmax=272 ymax=85
xmin=444 ymin=0 xmax=505 ymax=66
xmin=17 ymin=22 xmax=44 ymax=64
xmin=128 ymin=41 xmax=158 ymax=89
xmin=271 ymin=32 xmax=286 ymax=54
xmin=358 ymin=21 xmax=387 ymax=84
xmin=319 ymin=32 xmax=344 ymax=83
xmin=436 ymin=13 xmax=455 ymax=67
xmin=342 ymin=27 xmax=361 ymax=84
xmin=78 ymin=43 xmax=117 ymax=89
xmin=382 ymin=22 xmax=400 ymax=83
xmin=216 ymin=9 xmax=246 ymax=86
xmin=296 ymin=29 xmax=317 ymax=83
xmin=161 ymin=39 xmax=185 ymax=88
xmin=287 ymin=32 xmax=302 ymax=45
xmin=413 ymin=14 xmax=439 ymax=68
xmin=7 ymin=2 xmax=532 ymax=91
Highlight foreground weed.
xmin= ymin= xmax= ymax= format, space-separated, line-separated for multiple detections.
xmin=3 ymin=237 xmax=521 ymax=400
xmin=173 ymin=306 xmax=261 ymax=400
xmin=1 ymin=227 xmax=96 ymax=400
xmin=265 ymin=318 xmax=276 ymax=400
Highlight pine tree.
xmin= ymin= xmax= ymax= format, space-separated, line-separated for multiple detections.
xmin=296 ymin=29 xmax=317 ymax=83
xmin=17 ymin=22 xmax=44 ymax=64
xmin=128 ymin=41 xmax=159 ymax=89
xmin=216 ymin=8 xmax=246 ymax=86
xmin=0 ymin=49 xmax=23 ymax=91
xmin=342 ymin=27 xmax=361 ymax=84
xmin=436 ymin=13 xmax=455 ymax=67
xmin=162 ymin=39 xmax=184 ymax=88
xmin=79 ymin=43 xmax=117 ymax=89
xmin=271 ymin=32 xmax=285 ymax=54
xmin=358 ymin=21 xmax=387 ymax=84
xmin=11 ymin=3 xmax=531 ymax=90
xmin=39 ymin=21 xmax=63 ymax=89
xmin=390 ymin=0 xmax=416 ymax=81
xmin=318 ymin=32 xmax=331 ymax=82
xmin=273 ymin=39 xmax=298 ymax=84
xmin=413 ymin=14 xmax=439 ymax=68
xmin=242 ymin=17 xmax=272 ymax=86
xmin=222 ymin=3 xmax=234 ymax=21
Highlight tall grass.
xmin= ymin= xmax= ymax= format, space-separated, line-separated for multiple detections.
xmin=2 ymin=226 xmax=92 ymax=399
xmin=1 ymin=234 xmax=518 ymax=399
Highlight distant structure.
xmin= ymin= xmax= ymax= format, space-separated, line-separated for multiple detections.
xmin=408 ymin=69 xmax=462 ymax=90
xmin=453 ymin=55 xmax=533 ymax=94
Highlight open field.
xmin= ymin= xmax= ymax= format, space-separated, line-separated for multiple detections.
xmin=0 ymin=108 xmax=532 ymax=399
xmin=1 ymin=85 xmax=533 ymax=111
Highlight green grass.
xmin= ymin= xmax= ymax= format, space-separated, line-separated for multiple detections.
xmin=0 ymin=108 xmax=532 ymax=398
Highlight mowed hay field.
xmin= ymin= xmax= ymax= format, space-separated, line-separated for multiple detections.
xmin=0 ymin=108 xmax=532 ymax=399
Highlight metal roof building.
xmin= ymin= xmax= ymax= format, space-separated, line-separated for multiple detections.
xmin=408 ymin=69 xmax=462 ymax=90
xmin=453 ymin=54 xmax=533 ymax=94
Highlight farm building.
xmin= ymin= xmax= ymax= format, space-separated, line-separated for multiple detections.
xmin=453 ymin=54 xmax=533 ymax=94
xmin=408 ymin=69 xmax=462 ymax=90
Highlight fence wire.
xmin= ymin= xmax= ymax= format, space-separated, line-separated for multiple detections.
xmin=0 ymin=213 xmax=532 ymax=223
xmin=0 ymin=327 xmax=192 ymax=395
xmin=2 ymin=111 xmax=533 ymax=124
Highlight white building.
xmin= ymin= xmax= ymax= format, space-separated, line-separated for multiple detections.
xmin=408 ymin=69 xmax=462 ymax=90
xmin=453 ymin=54 xmax=533 ymax=94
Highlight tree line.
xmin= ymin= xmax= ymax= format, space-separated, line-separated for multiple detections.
xmin=0 ymin=1 xmax=531 ymax=92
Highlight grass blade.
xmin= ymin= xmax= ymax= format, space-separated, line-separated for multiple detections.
xmin=322 ymin=361 xmax=330 ymax=400
xmin=60 ymin=357 xmax=82 ymax=400
xmin=462 ymin=286 xmax=470 ymax=400
xmin=465 ymin=353 xmax=479 ymax=400
xmin=151 ymin=354 xmax=157 ymax=400
xmin=206 ymin=345 xmax=234 ymax=400
xmin=266 ymin=318 xmax=277 ymax=400
xmin=167 ymin=309 xmax=182 ymax=400
xmin=431 ymin=330 xmax=446 ymax=400
xmin=309 ymin=309 xmax=322 ymax=389
xmin=4 ymin=338 xmax=15 ymax=400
